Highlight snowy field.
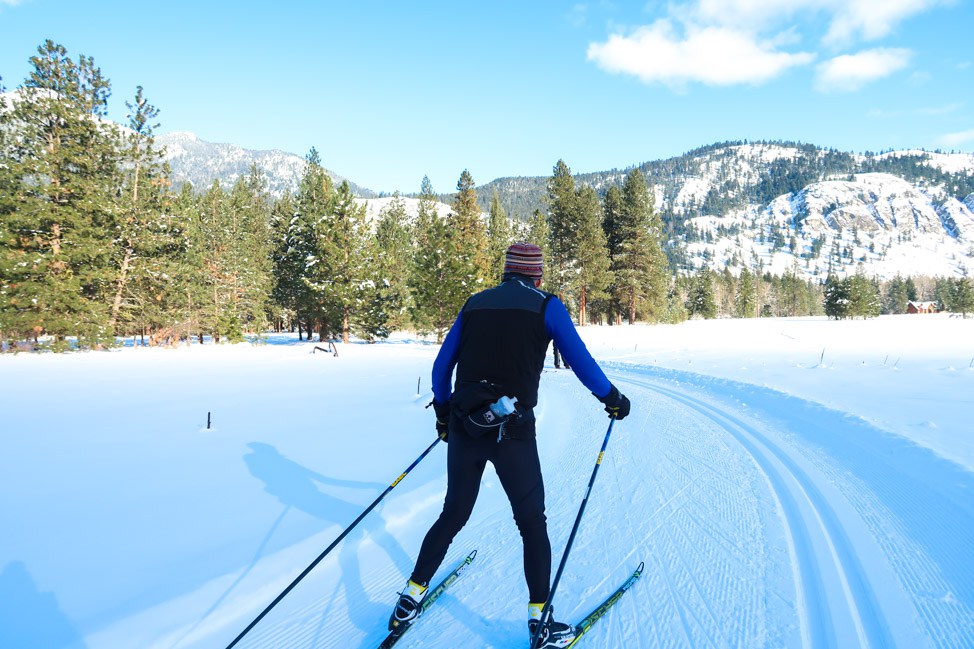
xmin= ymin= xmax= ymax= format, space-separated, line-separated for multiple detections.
xmin=2 ymin=314 xmax=973 ymax=649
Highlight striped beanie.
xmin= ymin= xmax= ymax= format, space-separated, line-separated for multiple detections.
xmin=503 ymin=242 xmax=543 ymax=279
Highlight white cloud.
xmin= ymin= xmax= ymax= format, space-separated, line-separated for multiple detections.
xmin=689 ymin=0 xmax=947 ymax=45
xmin=814 ymin=47 xmax=911 ymax=92
xmin=938 ymin=129 xmax=974 ymax=148
xmin=692 ymin=0 xmax=826 ymax=32
xmin=824 ymin=0 xmax=949 ymax=45
xmin=587 ymin=20 xmax=815 ymax=88
xmin=587 ymin=0 xmax=946 ymax=89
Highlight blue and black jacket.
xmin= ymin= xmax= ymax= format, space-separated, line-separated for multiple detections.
xmin=432 ymin=275 xmax=612 ymax=416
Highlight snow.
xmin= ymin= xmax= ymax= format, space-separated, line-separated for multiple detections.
xmin=2 ymin=314 xmax=973 ymax=648
xmin=876 ymin=150 xmax=974 ymax=175
xmin=355 ymin=196 xmax=455 ymax=225
xmin=664 ymin=145 xmax=974 ymax=281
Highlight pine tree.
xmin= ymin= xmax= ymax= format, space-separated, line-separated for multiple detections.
xmin=268 ymin=192 xmax=299 ymax=332
xmin=373 ymin=193 xmax=414 ymax=333
xmin=109 ymin=86 xmax=178 ymax=338
xmin=178 ymin=175 xmax=273 ymax=344
xmin=293 ymin=148 xmax=336 ymax=340
xmin=545 ymin=160 xmax=579 ymax=305
xmin=613 ymin=168 xmax=669 ymax=323
xmin=527 ymin=209 xmax=550 ymax=261
xmin=735 ymin=266 xmax=757 ymax=317
xmin=318 ymin=181 xmax=370 ymax=343
xmin=410 ymin=176 xmax=466 ymax=342
xmin=717 ymin=267 xmax=735 ymax=317
xmin=686 ymin=270 xmax=717 ymax=319
xmin=487 ymin=189 xmax=511 ymax=283
xmin=170 ymin=183 xmax=209 ymax=343
xmin=955 ymin=277 xmax=973 ymax=317
xmin=0 ymin=40 xmax=120 ymax=348
xmin=574 ymin=185 xmax=612 ymax=325
xmin=847 ymin=271 xmax=880 ymax=318
xmin=824 ymin=274 xmax=850 ymax=319
xmin=193 ymin=181 xmax=233 ymax=341
xmin=227 ymin=165 xmax=273 ymax=335
xmin=884 ymin=275 xmax=909 ymax=314
xmin=451 ymin=169 xmax=489 ymax=286
xmin=664 ymin=280 xmax=689 ymax=323
xmin=950 ymin=276 xmax=973 ymax=317
xmin=601 ymin=185 xmax=625 ymax=323
xmin=904 ymin=277 xmax=919 ymax=303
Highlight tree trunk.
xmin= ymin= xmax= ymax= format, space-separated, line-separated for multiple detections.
xmin=578 ymin=286 xmax=587 ymax=326
xmin=109 ymin=246 xmax=133 ymax=331
xmin=342 ymin=306 xmax=350 ymax=344
xmin=213 ymin=285 xmax=220 ymax=343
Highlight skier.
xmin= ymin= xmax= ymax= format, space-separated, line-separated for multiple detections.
xmin=387 ymin=242 xmax=630 ymax=648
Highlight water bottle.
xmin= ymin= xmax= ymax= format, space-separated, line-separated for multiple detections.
xmin=490 ymin=395 xmax=518 ymax=417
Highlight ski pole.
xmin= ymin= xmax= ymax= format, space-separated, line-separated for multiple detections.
xmin=225 ymin=437 xmax=442 ymax=649
xmin=529 ymin=416 xmax=616 ymax=649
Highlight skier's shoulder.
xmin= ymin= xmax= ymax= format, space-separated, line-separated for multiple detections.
xmin=463 ymin=278 xmax=553 ymax=315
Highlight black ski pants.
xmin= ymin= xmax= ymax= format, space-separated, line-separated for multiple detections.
xmin=410 ymin=421 xmax=551 ymax=603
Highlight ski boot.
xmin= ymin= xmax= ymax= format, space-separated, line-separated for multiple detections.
xmin=528 ymin=604 xmax=577 ymax=648
xmin=388 ymin=579 xmax=427 ymax=633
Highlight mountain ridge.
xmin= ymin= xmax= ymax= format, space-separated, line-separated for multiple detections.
xmin=156 ymin=131 xmax=376 ymax=198
xmin=476 ymin=142 xmax=974 ymax=281
xmin=94 ymin=133 xmax=974 ymax=281
xmin=4 ymin=86 xmax=972 ymax=281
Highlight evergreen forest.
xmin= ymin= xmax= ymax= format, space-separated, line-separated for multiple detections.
xmin=2 ymin=41 xmax=972 ymax=352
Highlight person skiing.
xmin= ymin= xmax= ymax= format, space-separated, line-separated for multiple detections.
xmin=387 ymin=242 xmax=631 ymax=647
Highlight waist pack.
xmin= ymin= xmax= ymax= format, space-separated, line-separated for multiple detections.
xmin=450 ymin=380 xmax=520 ymax=440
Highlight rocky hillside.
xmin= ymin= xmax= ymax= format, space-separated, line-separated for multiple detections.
xmin=480 ymin=142 xmax=974 ymax=280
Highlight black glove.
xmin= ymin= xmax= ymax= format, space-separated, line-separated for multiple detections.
xmin=596 ymin=384 xmax=630 ymax=420
xmin=430 ymin=400 xmax=451 ymax=442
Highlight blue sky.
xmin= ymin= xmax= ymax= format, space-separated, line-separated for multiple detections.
xmin=1 ymin=0 xmax=972 ymax=195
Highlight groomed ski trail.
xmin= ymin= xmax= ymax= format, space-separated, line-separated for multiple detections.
xmin=217 ymin=363 xmax=974 ymax=649
xmin=606 ymin=363 xmax=974 ymax=649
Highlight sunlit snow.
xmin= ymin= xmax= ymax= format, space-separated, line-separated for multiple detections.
xmin=2 ymin=314 xmax=973 ymax=648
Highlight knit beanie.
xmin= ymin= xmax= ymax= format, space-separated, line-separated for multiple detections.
xmin=503 ymin=242 xmax=543 ymax=280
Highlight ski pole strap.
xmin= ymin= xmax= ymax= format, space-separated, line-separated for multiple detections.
xmin=529 ymin=417 xmax=616 ymax=649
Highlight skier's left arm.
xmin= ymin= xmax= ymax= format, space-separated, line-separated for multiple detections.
xmin=545 ymin=297 xmax=631 ymax=420
xmin=429 ymin=312 xmax=463 ymax=441
xmin=432 ymin=312 xmax=462 ymax=404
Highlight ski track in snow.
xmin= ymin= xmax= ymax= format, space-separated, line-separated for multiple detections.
xmin=201 ymin=364 xmax=974 ymax=649
xmin=610 ymin=365 xmax=974 ymax=649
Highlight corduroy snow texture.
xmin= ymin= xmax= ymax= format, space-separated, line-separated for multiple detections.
xmin=504 ymin=242 xmax=543 ymax=279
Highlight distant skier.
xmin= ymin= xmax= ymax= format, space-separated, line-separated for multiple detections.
xmin=387 ymin=242 xmax=630 ymax=648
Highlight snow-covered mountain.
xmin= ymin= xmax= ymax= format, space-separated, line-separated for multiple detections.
xmin=664 ymin=144 xmax=974 ymax=280
xmin=482 ymin=142 xmax=974 ymax=280
xmin=684 ymin=169 xmax=974 ymax=280
xmin=156 ymin=131 xmax=376 ymax=199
